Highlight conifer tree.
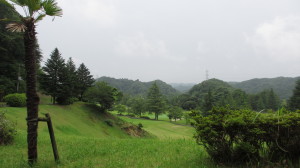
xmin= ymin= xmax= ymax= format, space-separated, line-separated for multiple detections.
xmin=147 ymin=82 xmax=165 ymax=120
xmin=40 ymin=48 xmax=65 ymax=104
xmin=76 ymin=63 xmax=95 ymax=100
xmin=289 ymin=80 xmax=300 ymax=111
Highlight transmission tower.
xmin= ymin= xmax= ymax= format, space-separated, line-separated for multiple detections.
xmin=206 ymin=70 xmax=209 ymax=80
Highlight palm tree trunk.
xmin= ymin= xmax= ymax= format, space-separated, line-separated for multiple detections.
xmin=24 ymin=18 xmax=39 ymax=164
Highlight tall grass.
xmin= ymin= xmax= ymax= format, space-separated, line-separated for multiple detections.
xmin=0 ymin=131 xmax=213 ymax=168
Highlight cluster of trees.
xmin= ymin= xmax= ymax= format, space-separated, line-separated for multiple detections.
xmin=112 ymin=78 xmax=300 ymax=121
xmin=0 ymin=1 xmax=43 ymax=101
xmin=97 ymin=76 xmax=180 ymax=98
xmin=39 ymin=48 xmax=94 ymax=105
xmin=175 ymin=79 xmax=282 ymax=113
xmin=229 ymin=76 xmax=300 ymax=100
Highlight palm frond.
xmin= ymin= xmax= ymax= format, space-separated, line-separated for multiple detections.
xmin=34 ymin=14 xmax=46 ymax=23
xmin=9 ymin=0 xmax=27 ymax=6
xmin=42 ymin=0 xmax=62 ymax=17
xmin=6 ymin=22 xmax=27 ymax=32
xmin=26 ymin=0 xmax=42 ymax=16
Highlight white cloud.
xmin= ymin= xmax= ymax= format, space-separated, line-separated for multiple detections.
xmin=58 ymin=0 xmax=117 ymax=27
xmin=115 ymin=32 xmax=185 ymax=62
xmin=246 ymin=15 xmax=300 ymax=62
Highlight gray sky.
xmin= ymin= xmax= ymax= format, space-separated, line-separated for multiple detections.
xmin=35 ymin=0 xmax=300 ymax=83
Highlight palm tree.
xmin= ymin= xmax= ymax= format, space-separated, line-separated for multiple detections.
xmin=6 ymin=0 xmax=62 ymax=164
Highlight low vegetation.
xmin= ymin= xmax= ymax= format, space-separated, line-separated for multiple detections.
xmin=0 ymin=112 xmax=16 ymax=145
xmin=3 ymin=93 xmax=26 ymax=107
xmin=0 ymin=102 xmax=213 ymax=167
xmin=191 ymin=106 xmax=300 ymax=166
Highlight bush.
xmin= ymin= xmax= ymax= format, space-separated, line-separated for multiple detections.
xmin=191 ymin=106 xmax=300 ymax=165
xmin=126 ymin=114 xmax=136 ymax=118
xmin=137 ymin=123 xmax=143 ymax=129
xmin=3 ymin=93 xmax=26 ymax=107
xmin=140 ymin=116 xmax=150 ymax=119
xmin=0 ymin=112 xmax=16 ymax=145
xmin=56 ymin=97 xmax=78 ymax=105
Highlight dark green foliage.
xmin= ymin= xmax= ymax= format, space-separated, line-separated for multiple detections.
xmin=97 ymin=76 xmax=179 ymax=98
xmin=39 ymin=48 xmax=65 ymax=104
xmin=191 ymin=107 xmax=300 ymax=165
xmin=183 ymin=79 xmax=280 ymax=112
xmin=114 ymin=104 xmax=127 ymax=115
xmin=147 ymin=82 xmax=165 ymax=120
xmin=167 ymin=106 xmax=183 ymax=121
xmin=249 ymin=89 xmax=280 ymax=111
xmin=127 ymin=97 xmax=146 ymax=117
xmin=0 ymin=112 xmax=16 ymax=145
xmin=229 ymin=76 xmax=300 ymax=100
xmin=76 ymin=63 xmax=95 ymax=101
xmin=288 ymin=80 xmax=300 ymax=110
xmin=84 ymin=82 xmax=120 ymax=112
xmin=0 ymin=1 xmax=25 ymax=100
xmin=3 ymin=93 xmax=26 ymax=107
xmin=140 ymin=116 xmax=150 ymax=119
xmin=177 ymin=94 xmax=198 ymax=110
xmin=137 ymin=123 xmax=143 ymax=129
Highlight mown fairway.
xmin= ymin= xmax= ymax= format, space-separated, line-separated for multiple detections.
xmin=0 ymin=102 xmax=215 ymax=168
xmin=118 ymin=116 xmax=194 ymax=139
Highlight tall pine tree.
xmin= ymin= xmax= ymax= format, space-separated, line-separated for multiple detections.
xmin=147 ymin=82 xmax=165 ymax=120
xmin=76 ymin=63 xmax=94 ymax=101
xmin=39 ymin=48 xmax=65 ymax=104
xmin=289 ymin=80 xmax=300 ymax=111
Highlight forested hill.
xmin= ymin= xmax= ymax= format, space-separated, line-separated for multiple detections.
xmin=228 ymin=76 xmax=300 ymax=100
xmin=97 ymin=76 xmax=180 ymax=97
xmin=170 ymin=83 xmax=195 ymax=93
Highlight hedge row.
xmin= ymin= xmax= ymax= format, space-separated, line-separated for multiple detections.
xmin=191 ymin=107 xmax=300 ymax=165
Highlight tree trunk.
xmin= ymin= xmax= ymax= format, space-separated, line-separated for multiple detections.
xmin=24 ymin=18 xmax=39 ymax=164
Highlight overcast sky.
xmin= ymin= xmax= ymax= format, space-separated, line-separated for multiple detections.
xmin=34 ymin=0 xmax=300 ymax=84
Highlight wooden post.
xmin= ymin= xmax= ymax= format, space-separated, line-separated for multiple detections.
xmin=45 ymin=113 xmax=59 ymax=162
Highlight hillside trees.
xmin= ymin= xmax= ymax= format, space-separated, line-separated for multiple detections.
xmin=77 ymin=63 xmax=95 ymax=101
xmin=289 ymin=80 xmax=300 ymax=110
xmin=39 ymin=49 xmax=94 ymax=104
xmin=5 ymin=0 xmax=62 ymax=163
xmin=0 ymin=0 xmax=24 ymax=100
xmin=84 ymin=82 xmax=121 ymax=112
xmin=39 ymin=48 xmax=65 ymax=104
xmin=167 ymin=106 xmax=183 ymax=122
xmin=129 ymin=97 xmax=146 ymax=117
xmin=147 ymin=82 xmax=165 ymax=120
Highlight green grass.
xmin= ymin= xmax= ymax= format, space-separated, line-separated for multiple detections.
xmin=0 ymin=102 xmax=215 ymax=168
xmin=117 ymin=115 xmax=195 ymax=139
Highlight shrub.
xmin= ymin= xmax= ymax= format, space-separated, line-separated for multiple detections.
xmin=56 ymin=97 xmax=78 ymax=105
xmin=3 ymin=93 xmax=26 ymax=107
xmin=137 ymin=123 xmax=143 ymax=129
xmin=126 ymin=114 xmax=135 ymax=118
xmin=140 ymin=116 xmax=150 ymax=119
xmin=191 ymin=106 xmax=300 ymax=165
xmin=0 ymin=112 xmax=16 ymax=145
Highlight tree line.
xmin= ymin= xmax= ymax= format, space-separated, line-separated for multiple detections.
xmin=39 ymin=48 xmax=94 ymax=105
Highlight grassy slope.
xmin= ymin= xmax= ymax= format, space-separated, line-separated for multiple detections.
xmin=3 ymin=102 xmax=129 ymax=138
xmin=0 ymin=100 xmax=214 ymax=168
xmin=119 ymin=116 xmax=194 ymax=139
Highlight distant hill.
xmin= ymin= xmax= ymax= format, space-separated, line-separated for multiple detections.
xmin=97 ymin=76 xmax=180 ymax=97
xmin=189 ymin=78 xmax=234 ymax=99
xmin=169 ymin=83 xmax=195 ymax=93
xmin=228 ymin=76 xmax=300 ymax=100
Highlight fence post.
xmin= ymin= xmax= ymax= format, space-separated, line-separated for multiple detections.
xmin=45 ymin=113 xmax=59 ymax=162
